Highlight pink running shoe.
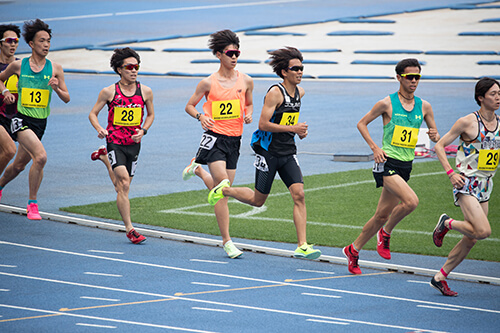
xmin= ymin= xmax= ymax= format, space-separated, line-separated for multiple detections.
xmin=126 ymin=229 xmax=146 ymax=244
xmin=433 ymin=214 xmax=450 ymax=247
xmin=343 ymin=244 xmax=362 ymax=275
xmin=91 ymin=145 xmax=107 ymax=161
xmin=377 ymin=228 xmax=391 ymax=260
xmin=27 ymin=203 xmax=42 ymax=220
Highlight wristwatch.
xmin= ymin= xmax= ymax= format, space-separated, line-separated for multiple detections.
xmin=141 ymin=128 xmax=148 ymax=135
xmin=196 ymin=113 xmax=201 ymax=121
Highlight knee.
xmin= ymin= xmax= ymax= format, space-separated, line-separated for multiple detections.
xmin=2 ymin=143 xmax=16 ymax=160
xmin=291 ymin=189 xmax=305 ymax=205
xmin=115 ymin=178 xmax=130 ymax=194
xmin=403 ymin=196 xmax=419 ymax=212
xmin=253 ymin=198 xmax=266 ymax=207
xmin=33 ymin=152 xmax=47 ymax=168
xmin=475 ymin=226 xmax=491 ymax=240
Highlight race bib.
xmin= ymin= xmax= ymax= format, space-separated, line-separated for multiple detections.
xmin=254 ymin=154 xmax=269 ymax=172
xmin=391 ymin=125 xmax=419 ymax=148
xmin=279 ymin=112 xmax=299 ymax=126
xmin=372 ymin=161 xmax=385 ymax=173
xmin=212 ymin=99 xmax=241 ymax=120
xmin=21 ymin=88 xmax=49 ymax=108
xmin=478 ymin=149 xmax=500 ymax=171
xmin=10 ymin=117 xmax=23 ymax=133
xmin=107 ymin=150 xmax=116 ymax=166
xmin=4 ymin=74 xmax=18 ymax=94
xmin=113 ymin=107 xmax=142 ymax=126
xmin=199 ymin=133 xmax=217 ymax=150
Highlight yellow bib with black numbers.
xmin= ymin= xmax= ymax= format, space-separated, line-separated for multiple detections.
xmin=21 ymin=87 xmax=49 ymax=108
xmin=113 ymin=106 xmax=141 ymax=126
xmin=279 ymin=112 xmax=299 ymax=126
xmin=478 ymin=149 xmax=500 ymax=171
xmin=4 ymin=74 xmax=18 ymax=94
xmin=391 ymin=125 xmax=419 ymax=149
xmin=212 ymin=99 xmax=241 ymax=120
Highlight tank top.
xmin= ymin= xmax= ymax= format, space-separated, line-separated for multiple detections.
xmin=251 ymin=83 xmax=301 ymax=156
xmin=17 ymin=57 xmax=53 ymax=119
xmin=0 ymin=59 xmax=19 ymax=119
xmin=106 ymin=81 xmax=145 ymax=145
xmin=202 ymin=71 xmax=246 ymax=137
xmin=456 ymin=111 xmax=500 ymax=178
xmin=381 ymin=92 xmax=423 ymax=162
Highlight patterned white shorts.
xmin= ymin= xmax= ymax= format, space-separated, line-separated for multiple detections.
xmin=453 ymin=174 xmax=493 ymax=206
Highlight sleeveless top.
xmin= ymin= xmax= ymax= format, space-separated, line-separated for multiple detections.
xmin=106 ymin=82 xmax=145 ymax=145
xmin=382 ymin=92 xmax=423 ymax=162
xmin=202 ymin=71 xmax=247 ymax=137
xmin=456 ymin=111 xmax=500 ymax=178
xmin=17 ymin=57 xmax=53 ymax=119
xmin=0 ymin=59 xmax=19 ymax=119
xmin=251 ymin=83 xmax=301 ymax=156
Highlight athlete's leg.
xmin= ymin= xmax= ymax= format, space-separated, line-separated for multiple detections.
xmin=208 ymin=160 xmax=235 ymax=245
xmin=223 ymin=186 xmax=268 ymax=207
xmin=0 ymin=127 xmax=16 ymax=176
xmin=113 ymin=165 xmax=133 ymax=232
xmin=16 ymin=130 xmax=47 ymax=201
xmin=195 ymin=165 xmax=214 ymax=189
xmin=0 ymin=143 xmax=31 ymax=188
xmin=99 ymin=154 xmax=116 ymax=186
xmin=289 ymin=183 xmax=307 ymax=246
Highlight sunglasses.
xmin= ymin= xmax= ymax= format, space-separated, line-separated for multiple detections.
xmin=288 ymin=65 xmax=304 ymax=72
xmin=400 ymin=73 xmax=421 ymax=81
xmin=122 ymin=64 xmax=140 ymax=71
xmin=0 ymin=37 xmax=19 ymax=44
xmin=224 ymin=49 xmax=240 ymax=58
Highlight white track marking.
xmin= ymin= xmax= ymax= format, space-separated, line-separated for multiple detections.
xmin=76 ymin=323 xmax=117 ymax=328
xmin=84 ymin=272 xmax=122 ymax=278
xmin=417 ymin=305 xmax=460 ymax=311
xmin=190 ymin=259 xmax=228 ymax=264
xmin=80 ymin=296 xmax=120 ymax=302
xmin=88 ymin=250 xmax=124 ymax=255
xmin=191 ymin=282 xmax=231 ymax=288
xmin=191 ymin=307 xmax=232 ymax=313
xmin=302 ymin=293 xmax=342 ymax=299
xmin=307 ymin=318 xmax=350 ymax=325
xmin=297 ymin=269 xmax=336 ymax=275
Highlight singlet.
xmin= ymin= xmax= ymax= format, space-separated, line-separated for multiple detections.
xmin=202 ymin=71 xmax=247 ymax=137
xmin=381 ymin=92 xmax=423 ymax=162
xmin=17 ymin=57 xmax=53 ymax=119
xmin=251 ymin=83 xmax=301 ymax=156
xmin=0 ymin=59 xmax=19 ymax=119
xmin=106 ymin=81 xmax=145 ymax=146
xmin=456 ymin=111 xmax=500 ymax=178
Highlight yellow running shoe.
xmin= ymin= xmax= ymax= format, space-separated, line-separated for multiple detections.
xmin=294 ymin=243 xmax=321 ymax=260
xmin=208 ymin=179 xmax=230 ymax=206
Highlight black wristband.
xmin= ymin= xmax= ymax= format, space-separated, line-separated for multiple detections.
xmin=141 ymin=128 xmax=148 ymax=135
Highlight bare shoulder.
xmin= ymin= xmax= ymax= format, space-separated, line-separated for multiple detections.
xmin=241 ymin=72 xmax=254 ymax=88
xmin=298 ymin=86 xmax=305 ymax=98
xmin=139 ymin=83 xmax=153 ymax=97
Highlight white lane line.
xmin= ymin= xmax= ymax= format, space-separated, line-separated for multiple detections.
xmin=0 ymin=289 xmax=10 ymax=292
xmin=302 ymin=293 xmax=342 ymax=299
xmin=190 ymin=259 xmax=228 ymax=264
xmin=84 ymin=272 xmax=122 ymax=277
xmin=191 ymin=307 xmax=232 ymax=313
xmin=191 ymin=282 xmax=231 ymax=288
xmin=307 ymin=318 xmax=350 ymax=326
xmin=80 ymin=296 xmax=121 ymax=302
xmin=76 ymin=323 xmax=117 ymax=328
xmin=417 ymin=305 xmax=460 ymax=311
xmin=88 ymin=250 xmax=124 ymax=255
xmin=408 ymin=280 xmax=431 ymax=284
xmin=0 ymin=264 xmax=17 ymax=268
xmin=297 ymin=269 xmax=335 ymax=275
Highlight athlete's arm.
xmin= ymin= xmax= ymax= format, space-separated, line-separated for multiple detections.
xmin=422 ymin=100 xmax=439 ymax=142
xmin=89 ymin=86 xmax=113 ymax=139
xmin=132 ymin=85 xmax=154 ymax=143
xmin=357 ymin=97 xmax=390 ymax=163
xmin=297 ymin=87 xmax=307 ymax=139
xmin=0 ymin=60 xmax=21 ymax=104
xmin=49 ymin=62 xmax=70 ymax=103
xmin=243 ymin=74 xmax=254 ymax=124
xmin=185 ymin=77 xmax=214 ymax=130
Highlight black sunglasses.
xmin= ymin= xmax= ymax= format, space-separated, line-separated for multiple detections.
xmin=288 ymin=65 xmax=304 ymax=72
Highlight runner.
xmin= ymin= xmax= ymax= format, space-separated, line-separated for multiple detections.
xmin=0 ymin=24 xmax=21 ymax=202
xmin=89 ymin=47 xmax=154 ymax=244
xmin=343 ymin=58 xmax=440 ymax=274
xmin=208 ymin=47 xmax=321 ymax=260
xmin=0 ymin=19 xmax=70 ymax=219
xmin=182 ymin=29 xmax=253 ymax=258
xmin=430 ymin=77 xmax=500 ymax=296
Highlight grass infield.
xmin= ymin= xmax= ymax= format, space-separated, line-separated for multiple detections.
xmin=61 ymin=159 xmax=499 ymax=262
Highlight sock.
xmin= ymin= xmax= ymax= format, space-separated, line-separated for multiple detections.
xmin=351 ymin=243 xmax=359 ymax=253
xmin=440 ymin=268 xmax=449 ymax=278
xmin=382 ymin=227 xmax=391 ymax=235
xmin=28 ymin=199 xmax=37 ymax=205
xmin=448 ymin=219 xmax=454 ymax=230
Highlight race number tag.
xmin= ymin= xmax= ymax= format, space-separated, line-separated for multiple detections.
xmin=372 ymin=161 xmax=385 ymax=173
xmin=10 ymin=117 xmax=23 ymax=133
xmin=254 ymin=154 xmax=269 ymax=172
xmin=391 ymin=125 xmax=419 ymax=148
xmin=4 ymin=74 xmax=18 ymax=94
xmin=21 ymin=88 xmax=49 ymax=108
xmin=279 ymin=112 xmax=299 ymax=126
xmin=107 ymin=150 xmax=116 ymax=166
xmin=478 ymin=149 xmax=500 ymax=171
xmin=113 ymin=107 xmax=141 ymax=126
xmin=212 ymin=99 xmax=241 ymax=120
xmin=199 ymin=133 xmax=217 ymax=150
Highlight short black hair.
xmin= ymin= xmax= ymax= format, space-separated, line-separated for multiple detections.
xmin=474 ymin=77 xmax=500 ymax=106
xmin=23 ymin=19 xmax=51 ymax=44
xmin=208 ymin=29 xmax=239 ymax=55
xmin=110 ymin=47 xmax=140 ymax=75
xmin=0 ymin=24 xmax=21 ymax=40
xmin=395 ymin=58 xmax=421 ymax=75
xmin=268 ymin=47 xmax=303 ymax=79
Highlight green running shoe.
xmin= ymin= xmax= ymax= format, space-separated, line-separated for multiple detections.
xmin=208 ymin=179 xmax=230 ymax=205
xmin=223 ymin=240 xmax=243 ymax=259
xmin=182 ymin=157 xmax=200 ymax=181
xmin=294 ymin=243 xmax=321 ymax=260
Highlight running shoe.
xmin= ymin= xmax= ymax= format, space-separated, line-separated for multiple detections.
xmin=343 ymin=244 xmax=362 ymax=275
xmin=126 ymin=229 xmax=146 ymax=244
xmin=294 ymin=243 xmax=322 ymax=260
xmin=27 ymin=203 xmax=42 ymax=220
xmin=208 ymin=179 xmax=230 ymax=206
xmin=182 ymin=157 xmax=200 ymax=181
xmin=377 ymin=228 xmax=391 ymax=260
xmin=223 ymin=240 xmax=243 ymax=259
xmin=430 ymin=277 xmax=458 ymax=296
xmin=91 ymin=145 xmax=107 ymax=161
xmin=433 ymin=213 xmax=450 ymax=247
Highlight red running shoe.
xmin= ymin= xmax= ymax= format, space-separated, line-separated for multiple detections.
xmin=126 ymin=229 xmax=146 ymax=244
xmin=343 ymin=244 xmax=362 ymax=275
xmin=433 ymin=214 xmax=450 ymax=247
xmin=377 ymin=228 xmax=391 ymax=260
xmin=430 ymin=277 xmax=458 ymax=296
xmin=27 ymin=203 xmax=42 ymax=220
xmin=91 ymin=145 xmax=107 ymax=161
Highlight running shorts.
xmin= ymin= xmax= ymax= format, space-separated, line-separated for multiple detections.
xmin=372 ymin=157 xmax=412 ymax=188
xmin=453 ymin=174 xmax=493 ymax=206
xmin=10 ymin=113 xmax=47 ymax=141
xmin=106 ymin=142 xmax=141 ymax=177
xmin=195 ymin=131 xmax=241 ymax=170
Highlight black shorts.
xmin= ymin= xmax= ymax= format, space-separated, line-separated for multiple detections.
xmin=0 ymin=115 xmax=15 ymax=139
xmin=253 ymin=147 xmax=303 ymax=195
xmin=106 ymin=142 xmax=141 ymax=177
xmin=195 ymin=131 xmax=241 ymax=170
xmin=10 ymin=113 xmax=47 ymax=141
xmin=372 ymin=157 xmax=412 ymax=188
